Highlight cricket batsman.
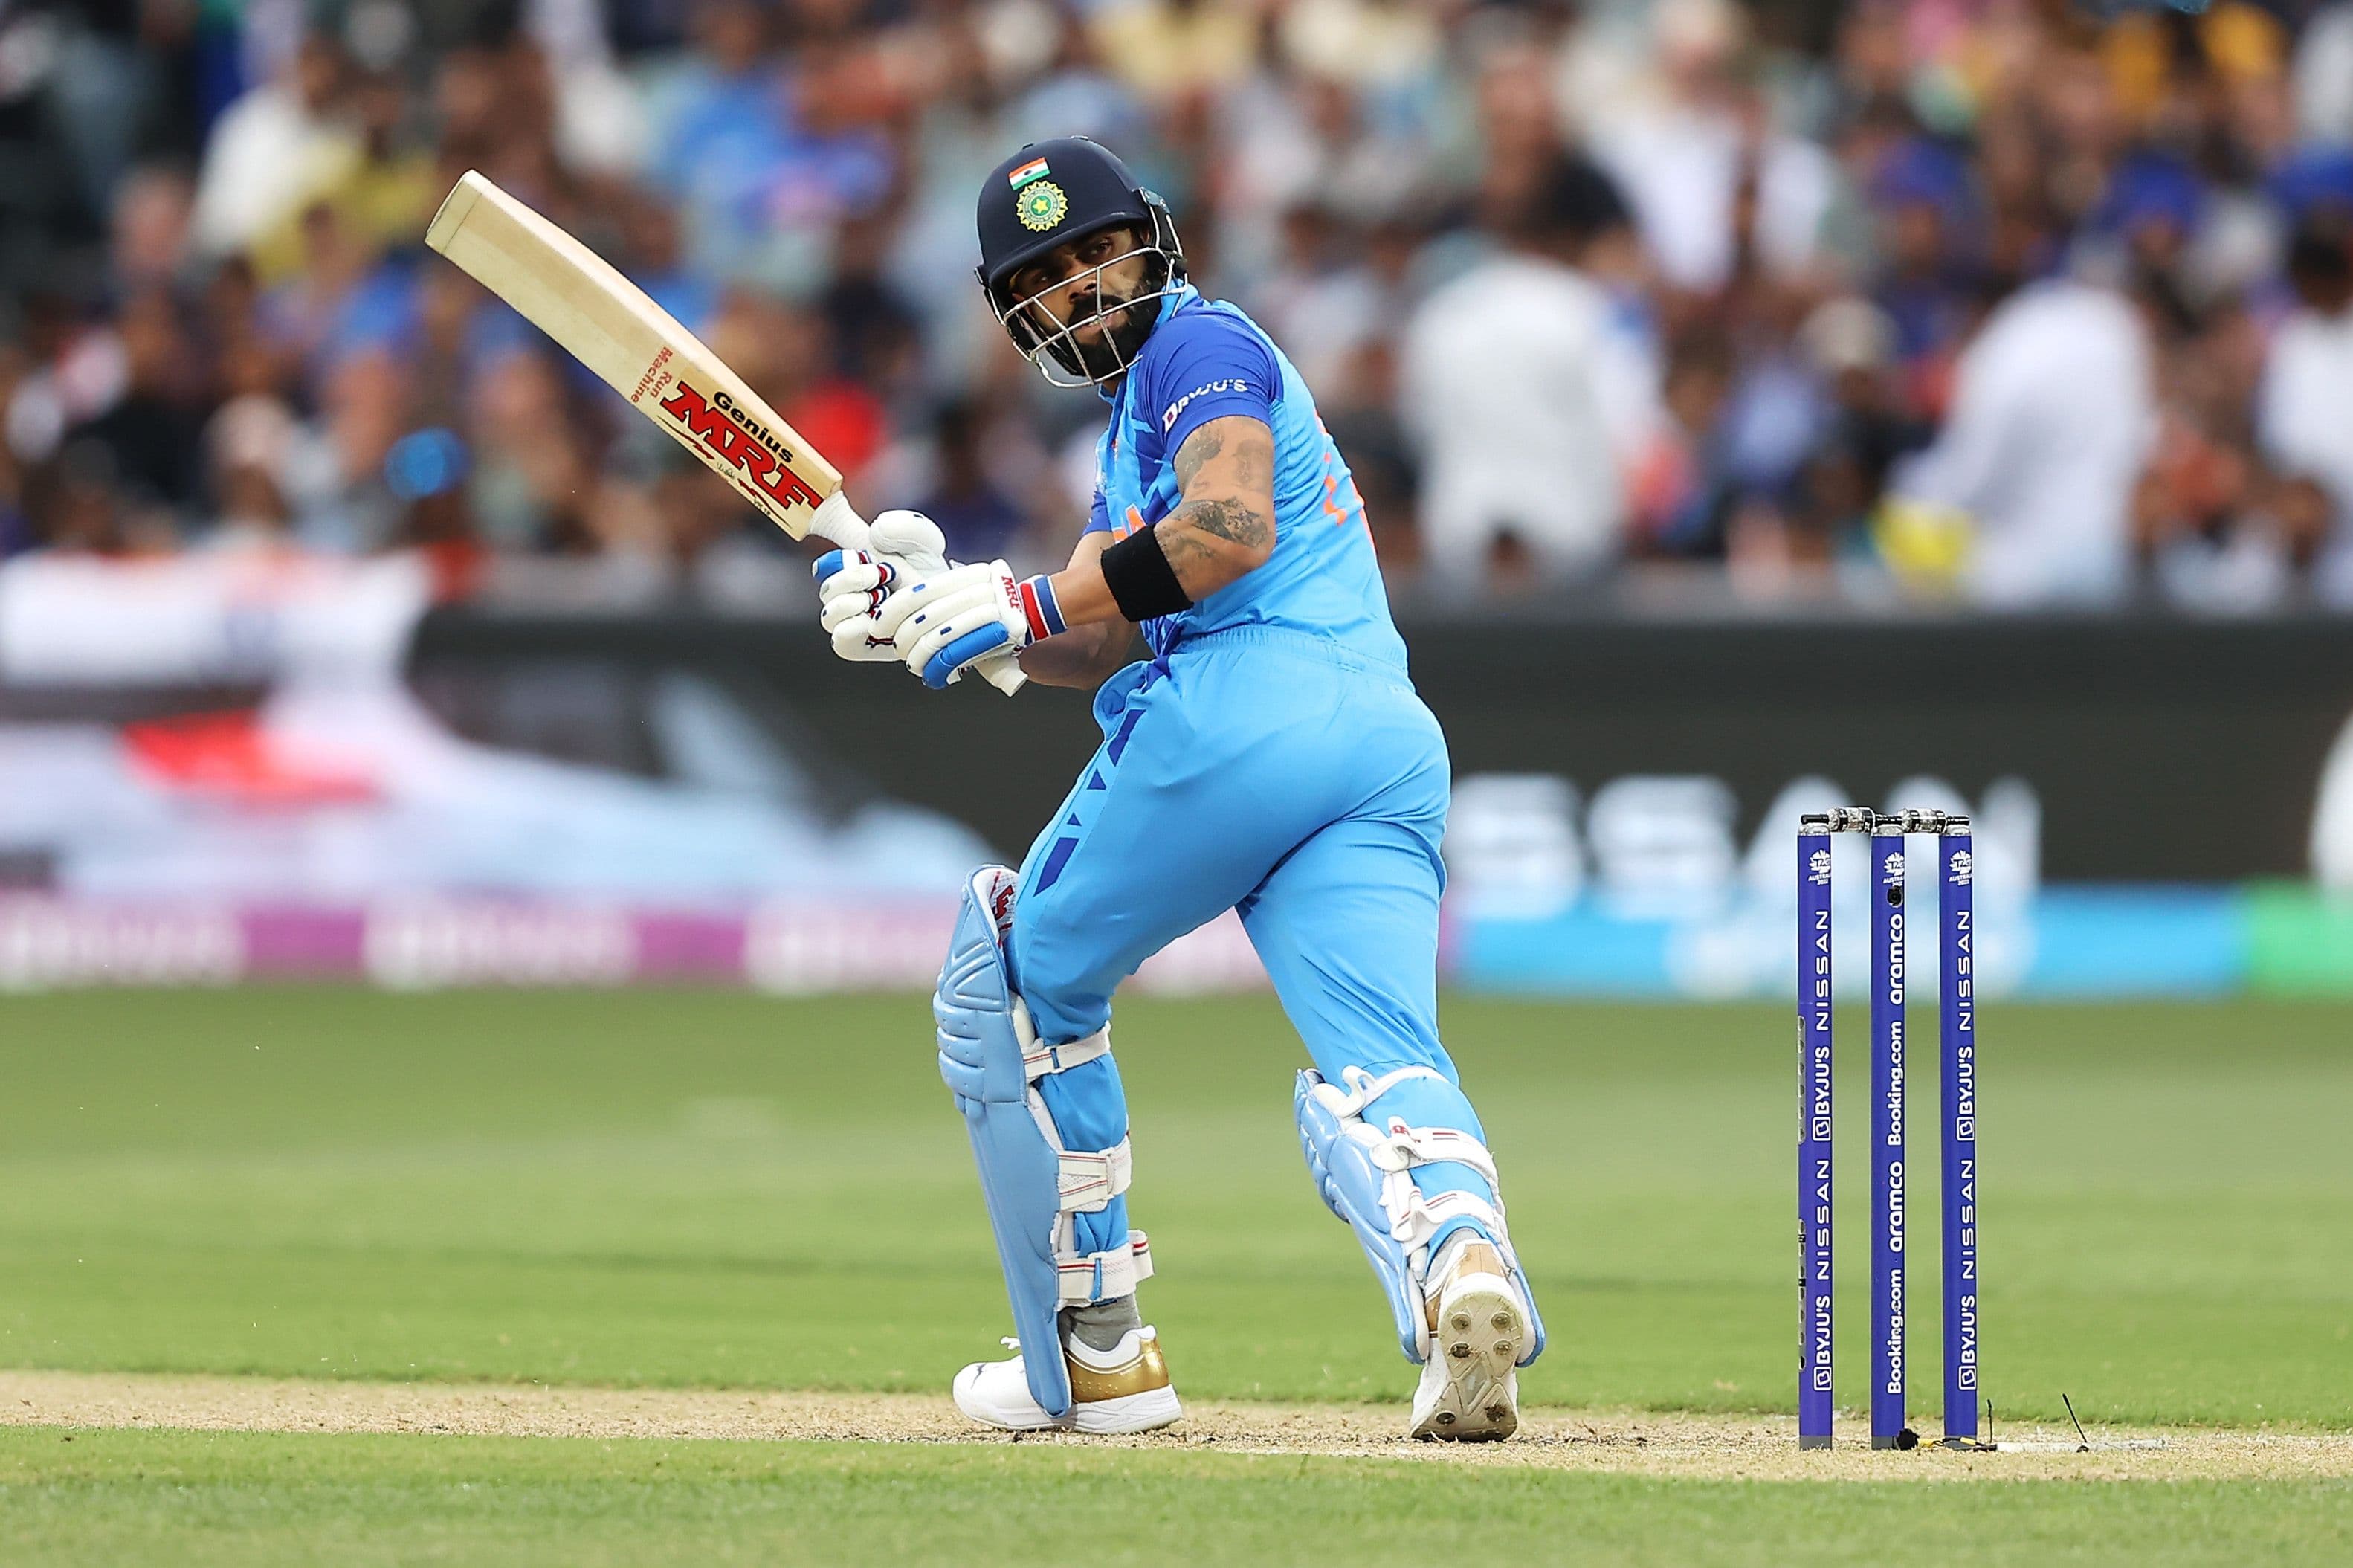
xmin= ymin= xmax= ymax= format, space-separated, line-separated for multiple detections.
xmin=811 ymin=138 xmax=1544 ymax=1440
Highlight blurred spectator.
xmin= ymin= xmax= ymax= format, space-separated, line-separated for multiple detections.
xmin=1788 ymin=297 xmax=1929 ymax=574
xmin=384 ymin=426 xmax=485 ymax=567
xmin=523 ymin=0 xmax=653 ymax=178
xmin=111 ymin=169 xmax=198 ymax=300
xmin=1629 ymin=325 xmax=1737 ymax=558
xmin=1584 ymin=0 xmax=1838 ymax=294
xmin=1888 ymin=273 xmax=2154 ymax=607
xmin=191 ymin=32 xmax=358 ymax=259
xmin=708 ymin=293 xmax=888 ymax=483
xmin=0 ymin=0 xmax=2344 ymax=620
xmin=2134 ymin=296 xmax=2282 ymax=610
xmin=903 ymin=398 xmax=1032 ymax=564
xmin=644 ymin=0 xmax=893 ymax=292
xmin=1399 ymin=156 xmax=1642 ymax=588
xmin=466 ymin=349 xmax=587 ymax=554
xmin=245 ymin=68 xmax=438 ymax=287
xmin=1865 ymin=138 xmax=1981 ymax=386
xmin=642 ymin=0 xmax=792 ymax=283
xmin=1278 ymin=0 xmax=1442 ymax=94
xmin=823 ymin=214 xmax=924 ymax=405
xmin=2299 ymin=2 xmax=2353 ymax=146
xmin=1094 ymin=0 xmax=1259 ymax=106
xmin=207 ymin=458 xmax=297 ymax=555
xmin=1323 ymin=338 xmax=1420 ymax=574
xmin=616 ymin=191 xmax=718 ymax=336
xmin=1247 ymin=207 xmax=1411 ymax=391
xmin=2257 ymin=178 xmax=2353 ymax=600
xmin=30 ymin=438 xmax=171 ymax=554
xmin=69 ymin=288 xmax=204 ymax=526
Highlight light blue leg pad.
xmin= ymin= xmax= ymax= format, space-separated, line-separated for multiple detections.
xmin=935 ymin=867 xmax=1148 ymax=1419
xmin=1296 ymin=1065 xmax=1546 ymax=1367
xmin=1296 ymin=1071 xmax=1424 ymax=1362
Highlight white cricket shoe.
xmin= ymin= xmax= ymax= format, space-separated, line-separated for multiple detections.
xmin=1411 ymin=1235 xmax=1528 ymax=1441
xmin=952 ymin=1326 xmax=1183 ymax=1435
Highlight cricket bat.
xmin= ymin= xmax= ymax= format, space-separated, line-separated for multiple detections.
xmin=424 ymin=170 xmax=1023 ymax=694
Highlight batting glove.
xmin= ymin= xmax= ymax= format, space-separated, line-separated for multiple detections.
xmin=876 ymin=560 xmax=1066 ymax=690
xmin=813 ymin=509 xmax=950 ymax=664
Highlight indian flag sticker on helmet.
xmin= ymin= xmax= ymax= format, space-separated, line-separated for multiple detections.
xmin=1016 ymin=180 xmax=1068 ymax=232
xmin=1007 ymin=156 xmax=1051 ymax=190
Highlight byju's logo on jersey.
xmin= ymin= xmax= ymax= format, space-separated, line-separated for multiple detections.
xmin=1162 ymin=379 xmax=1246 ymax=433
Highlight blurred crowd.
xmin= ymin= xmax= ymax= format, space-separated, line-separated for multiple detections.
xmin=1 ymin=0 xmax=2352 ymax=611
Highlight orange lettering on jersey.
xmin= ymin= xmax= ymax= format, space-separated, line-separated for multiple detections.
xmin=1319 ymin=454 xmax=1369 ymax=538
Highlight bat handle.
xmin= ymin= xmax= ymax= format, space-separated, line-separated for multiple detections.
xmin=807 ymin=491 xmax=871 ymax=552
xmin=807 ymin=494 xmax=1027 ymax=697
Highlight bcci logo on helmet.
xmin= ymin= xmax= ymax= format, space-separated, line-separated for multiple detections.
xmin=1949 ymin=850 xmax=1975 ymax=885
xmin=1017 ymin=181 xmax=1069 ymax=232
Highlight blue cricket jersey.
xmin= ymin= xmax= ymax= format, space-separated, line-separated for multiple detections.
xmin=1084 ymin=285 xmax=1408 ymax=670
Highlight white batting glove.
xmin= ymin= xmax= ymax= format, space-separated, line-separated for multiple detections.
xmin=812 ymin=509 xmax=951 ymax=664
xmin=874 ymin=559 xmax=1067 ymax=690
xmin=867 ymin=509 xmax=950 ymax=564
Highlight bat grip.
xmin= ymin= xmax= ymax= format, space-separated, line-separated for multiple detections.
xmin=805 ymin=491 xmax=871 ymax=552
xmin=807 ymin=494 xmax=1027 ymax=697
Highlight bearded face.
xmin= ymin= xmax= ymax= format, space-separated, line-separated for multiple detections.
xmin=1003 ymin=225 xmax=1169 ymax=384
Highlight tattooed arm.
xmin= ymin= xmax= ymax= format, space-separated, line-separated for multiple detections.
xmin=1150 ymin=416 xmax=1277 ymax=595
xmin=1039 ymin=416 xmax=1278 ymax=631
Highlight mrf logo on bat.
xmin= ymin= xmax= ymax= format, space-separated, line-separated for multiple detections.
xmin=651 ymin=364 xmax=823 ymax=511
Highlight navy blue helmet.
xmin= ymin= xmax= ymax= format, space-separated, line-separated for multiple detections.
xmin=975 ymin=137 xmax=1185 ymax=386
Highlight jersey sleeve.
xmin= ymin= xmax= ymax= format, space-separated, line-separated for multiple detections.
xmin=1140 ymin=312 xmax=1282 ymax=456
xmin=1083 ymin=483 xmax=1112 ymax=536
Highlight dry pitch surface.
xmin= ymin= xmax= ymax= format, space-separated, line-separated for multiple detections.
xmin=5 ymin=1369 xmax=2345 ymax=1483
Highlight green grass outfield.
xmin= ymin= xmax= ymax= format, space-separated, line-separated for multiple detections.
xmin=1 ymin=990 xmax=2349 ymax=1563
xmin=1 ymin=1427 xmax=2346 ymax=1568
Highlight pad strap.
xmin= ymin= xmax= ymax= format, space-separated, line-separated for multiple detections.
xmin=1023 ymin=1025 xmax=1110 ymax=1080
xmin=1056 ymin=1230 xmax=1153 ymax=1306
xmin=1368 ymin=1123 xmax=1503 ymax=1187
xmin=1381 ymin=1182 xmax=1505 ymax=1254
xmin=1328 ymin=1067 xmax=1510 ymax=1230
xmin=1057 ymin=1136 xmax=1132 ymax=1213
xmin=1368 ymin=1123 xmax=1506 ymax=1255
xmin=1321 ymin=1063 xmax=1447 ymax=1117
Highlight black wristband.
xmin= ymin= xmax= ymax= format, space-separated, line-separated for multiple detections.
xmin=1100 ymin=524 xmax=1194 ymax=622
